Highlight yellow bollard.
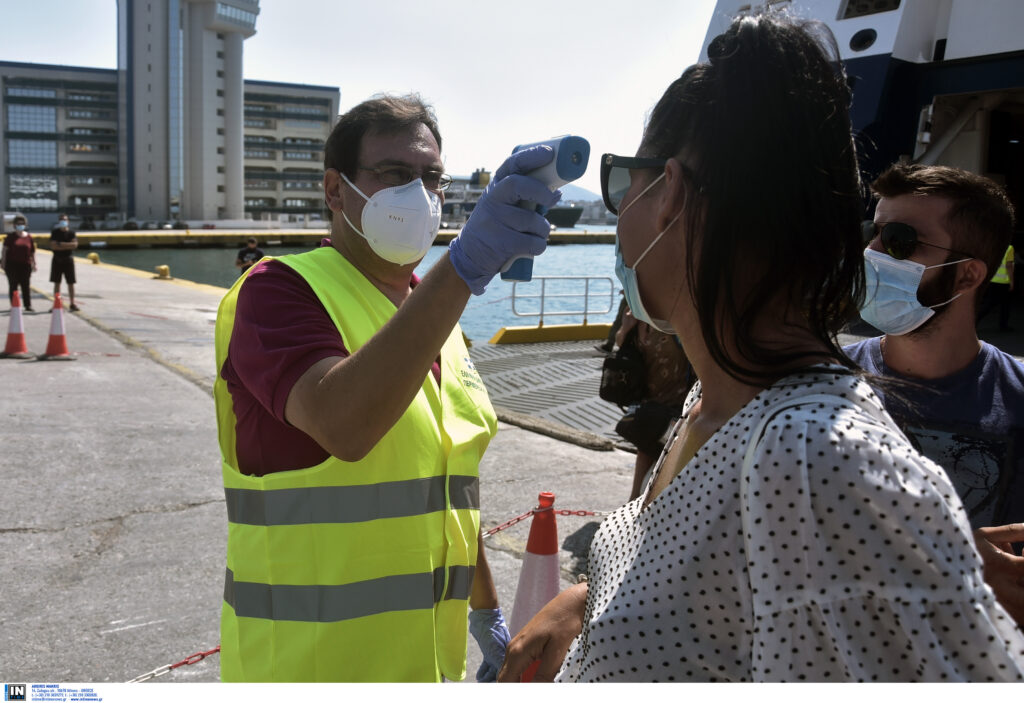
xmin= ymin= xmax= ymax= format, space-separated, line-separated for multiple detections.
xmin=154 ymin=265 xmax=172 ymax=280
xmin=87 ymin=252 xmax=100 ymax=264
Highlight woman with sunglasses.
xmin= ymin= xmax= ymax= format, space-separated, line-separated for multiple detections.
xmin=498 ymin=12 xmax=1024 ymax=682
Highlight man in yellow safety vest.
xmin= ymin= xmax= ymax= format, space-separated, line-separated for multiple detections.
xmin=213 ymin=94 xmax=562 ymax=681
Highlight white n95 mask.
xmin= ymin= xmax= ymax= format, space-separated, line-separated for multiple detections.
xmin=340 ymin=173 xmax=442 ymax=265
xmin=859 ymin=248 xmax=967 ymax=335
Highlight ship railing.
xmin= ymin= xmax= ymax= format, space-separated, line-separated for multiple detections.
xmin=510 ymin=276 xmax=617 ymax=327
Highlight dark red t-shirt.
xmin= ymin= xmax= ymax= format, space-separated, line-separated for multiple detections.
xmin=221 ymin=243 xmax=438 ymax=476
xmin=3 ymin=232 xmax=35 ymax=265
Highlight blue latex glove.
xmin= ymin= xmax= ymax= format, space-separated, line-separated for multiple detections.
xmin=448 ymin=146 xmax=562 ymax=295
xmin=468 ymin=606 xmax=511 ymax=682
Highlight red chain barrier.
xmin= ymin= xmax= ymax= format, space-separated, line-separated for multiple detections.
xmin=127 ymin=646 xmax=220 ymax=683
xmin=483 ymin=507 xmax=609 ymax=539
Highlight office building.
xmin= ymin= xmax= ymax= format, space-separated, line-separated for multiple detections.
xmin=1 ymin=0 xmax=339 ymax=228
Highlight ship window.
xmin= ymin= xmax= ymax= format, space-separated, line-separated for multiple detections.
xmin=849 ymin=28 xmax=877 ymax=52
xmin=840 ymin=0 xmax=900 ymax=20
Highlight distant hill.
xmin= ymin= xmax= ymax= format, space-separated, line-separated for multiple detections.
xmin=559 ymin=183 xmax=601 ymax=202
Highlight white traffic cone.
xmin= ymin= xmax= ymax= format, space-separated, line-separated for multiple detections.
xmin=1 ymin=290 xmax=33 ymax=359
xmin=509 ymin=492 xmax=562 ymax=681
xmin=37 ymin=293 xmax=75 ymax=361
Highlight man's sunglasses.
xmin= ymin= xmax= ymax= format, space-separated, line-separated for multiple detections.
xmin=359 ymin=165 xmax=453 ymax=192
xmin=861 ymin=220 xmax=974 ymax=261
xmin=600 ymin=154 xmax=668 ymax=215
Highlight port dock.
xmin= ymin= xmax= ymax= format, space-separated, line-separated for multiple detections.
xmin=31 ymin=228 xmax=616 ymax=250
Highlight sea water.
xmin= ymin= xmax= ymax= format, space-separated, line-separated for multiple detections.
xmin=85 ymin=240 xmax=620 ymax=342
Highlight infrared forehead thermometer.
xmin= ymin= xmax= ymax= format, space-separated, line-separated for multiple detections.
xmin=500 ymin=135 xmax=590 ymax=282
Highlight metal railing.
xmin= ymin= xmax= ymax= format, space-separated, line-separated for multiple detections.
xmin=511 ymin=276 xmax=617 ymax=327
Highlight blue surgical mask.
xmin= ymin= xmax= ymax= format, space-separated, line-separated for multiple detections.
xmin=614 ymin=172 xmax=681 ymax=335
xmin=859 ymin=248 xmax=968 ymax=335
xmin=15 ymin=224 xmax=25 ymax=232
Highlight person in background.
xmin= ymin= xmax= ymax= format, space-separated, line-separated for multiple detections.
xmin=976 ymin=242 xmax=1015 ymax=332
xmin=499 ymin=13 xmax=1024 ymax=682
xmin=613 ymin=307 xmax=694 ymax=500
xmin=49 ymin=214 xmax=79 ymax=311
xmin=234 ymin=237 xmax=264 ymax=274
xmin=214 ymin=94 xmax=559 ymax=682
xmin=845 ymin=163 xmax=1024 ymax=625
xmin=2 ymin=215 xmax=36 ymax=311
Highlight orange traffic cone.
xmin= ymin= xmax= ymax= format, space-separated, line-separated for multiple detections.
xmin=1 ymin=290 xmax=33 ymax=359
xmin=38 ymin=293 xmax=75 ymax=361
xmin=510 ymin=492 xmax=562 ymax=681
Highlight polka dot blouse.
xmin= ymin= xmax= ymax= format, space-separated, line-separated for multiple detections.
xmin=558 ymin=368 xmax=1024 ymax=682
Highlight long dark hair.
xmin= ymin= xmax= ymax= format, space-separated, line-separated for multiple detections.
xmin=642 ymin=13 xmax=864 ymax=385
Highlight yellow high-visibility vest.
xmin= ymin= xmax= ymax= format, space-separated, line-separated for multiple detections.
xmin=992 ymin=245 xmax=1014 ymax=285
xmin=213 ymin=246 xmax=497 ymax=682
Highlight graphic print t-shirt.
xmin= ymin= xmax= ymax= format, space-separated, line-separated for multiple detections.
xmin=845 ymin=338 xmax=1024 ymax=528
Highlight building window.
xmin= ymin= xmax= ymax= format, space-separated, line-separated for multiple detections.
xmin=216 ymin=3 xmax=258 ymax=29
xmin=8 ymin=174 xmax=58 ymax=210
xmin=7 ymin=139 xmax=57 ymax=167
xmin=245 ymin=179 xmax=273 ymax=189
xmin=68 ymin=93 xmax=107 ymax=102
xmin=217 ymin=89 xmax=224 ymax=97
xmin=68 ymin=127 xmax=116 ymax=136
xmin=68 ymin=143 xmax=114 ymax=153
xmin=284 ymin=151 xmax=318 ymax=161
xmin=245 ymin=197 xmax=275 ymax=208
xmin=7 ymin=104 xmax=57 ymax=132
xmin=69 ymin=195 xmax=116 ymax=207
xmin=245 ymin=149 xmax=273 ymax=159
xmin=245 ymin=118 xmax=272 ymax=128
xmin=284 ymin=198 xmax=312 ymax=208
xmin=217 ymin=51 xmax=224 ymax=59
xmin=68 ymin=109 xmax=113 ymax=120
xmin=284 ymin=119 xmax=325 ymax=130
xmin=246 ymin=135 xmax=274 ymax=143
xmin=69 ymin=176 xmax=114 ymax=186
xmin=217 ymin=109 xmax=224 ymax=116
xmin=284 ymin=180 xmax=320 ymax=190
xmin=6 ymin=87 xmax=57 ymax=98
xmin=217 ymin=166 xmax=225 ymax=173
xmin=217 ymin=185 xmax=225 ymax=192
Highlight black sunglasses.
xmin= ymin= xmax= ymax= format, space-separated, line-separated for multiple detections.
xmin=600 ymin=153 xmax=668 ymax=215
xmin=862 ymin=220 xmax=974 ymax=261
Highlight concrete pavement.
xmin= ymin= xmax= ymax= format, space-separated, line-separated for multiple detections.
xmin=1 ymin=250 xmax=635 ymax=683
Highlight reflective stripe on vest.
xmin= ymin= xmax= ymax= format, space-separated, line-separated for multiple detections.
xmin=223 ymin=565 xmax=476 ymax=622
xmin=992 ymin=245 xmax=1013 ymax=284
xmin=224 ymin=474 xmax=480 ymax=525
xmin=213 ymin=247 xmax=497 ymax=682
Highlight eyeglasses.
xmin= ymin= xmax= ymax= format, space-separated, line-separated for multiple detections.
xmin=861 ymin=220 xmax=974 ymax=261
xmin=358 ymin=165 xmax=452 ymax=192
xmin=600 ymin=153 xmax=668 ymax=215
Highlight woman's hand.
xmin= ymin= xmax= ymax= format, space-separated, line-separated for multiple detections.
xmin=497 ymin=582 xmax=588 ymax=682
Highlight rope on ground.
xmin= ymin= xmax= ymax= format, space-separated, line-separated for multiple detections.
xmin=126 ymin=645 xmax=220 ymax=683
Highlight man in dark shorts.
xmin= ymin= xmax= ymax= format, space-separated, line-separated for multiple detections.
xmin=234 ymin=237 xmax=263 ymax=274
xmin=49 ymin=214 xmax=79 ymax=311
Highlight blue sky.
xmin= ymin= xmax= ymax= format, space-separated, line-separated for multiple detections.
xmin=0 ymin=0 xmax=718 ymax=196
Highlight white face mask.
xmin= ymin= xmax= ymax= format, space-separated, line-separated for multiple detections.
xmin=340 ymin=173 xmax=441 ymax=265
xmin=859 ymin=248 xmax=968 ymax=335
